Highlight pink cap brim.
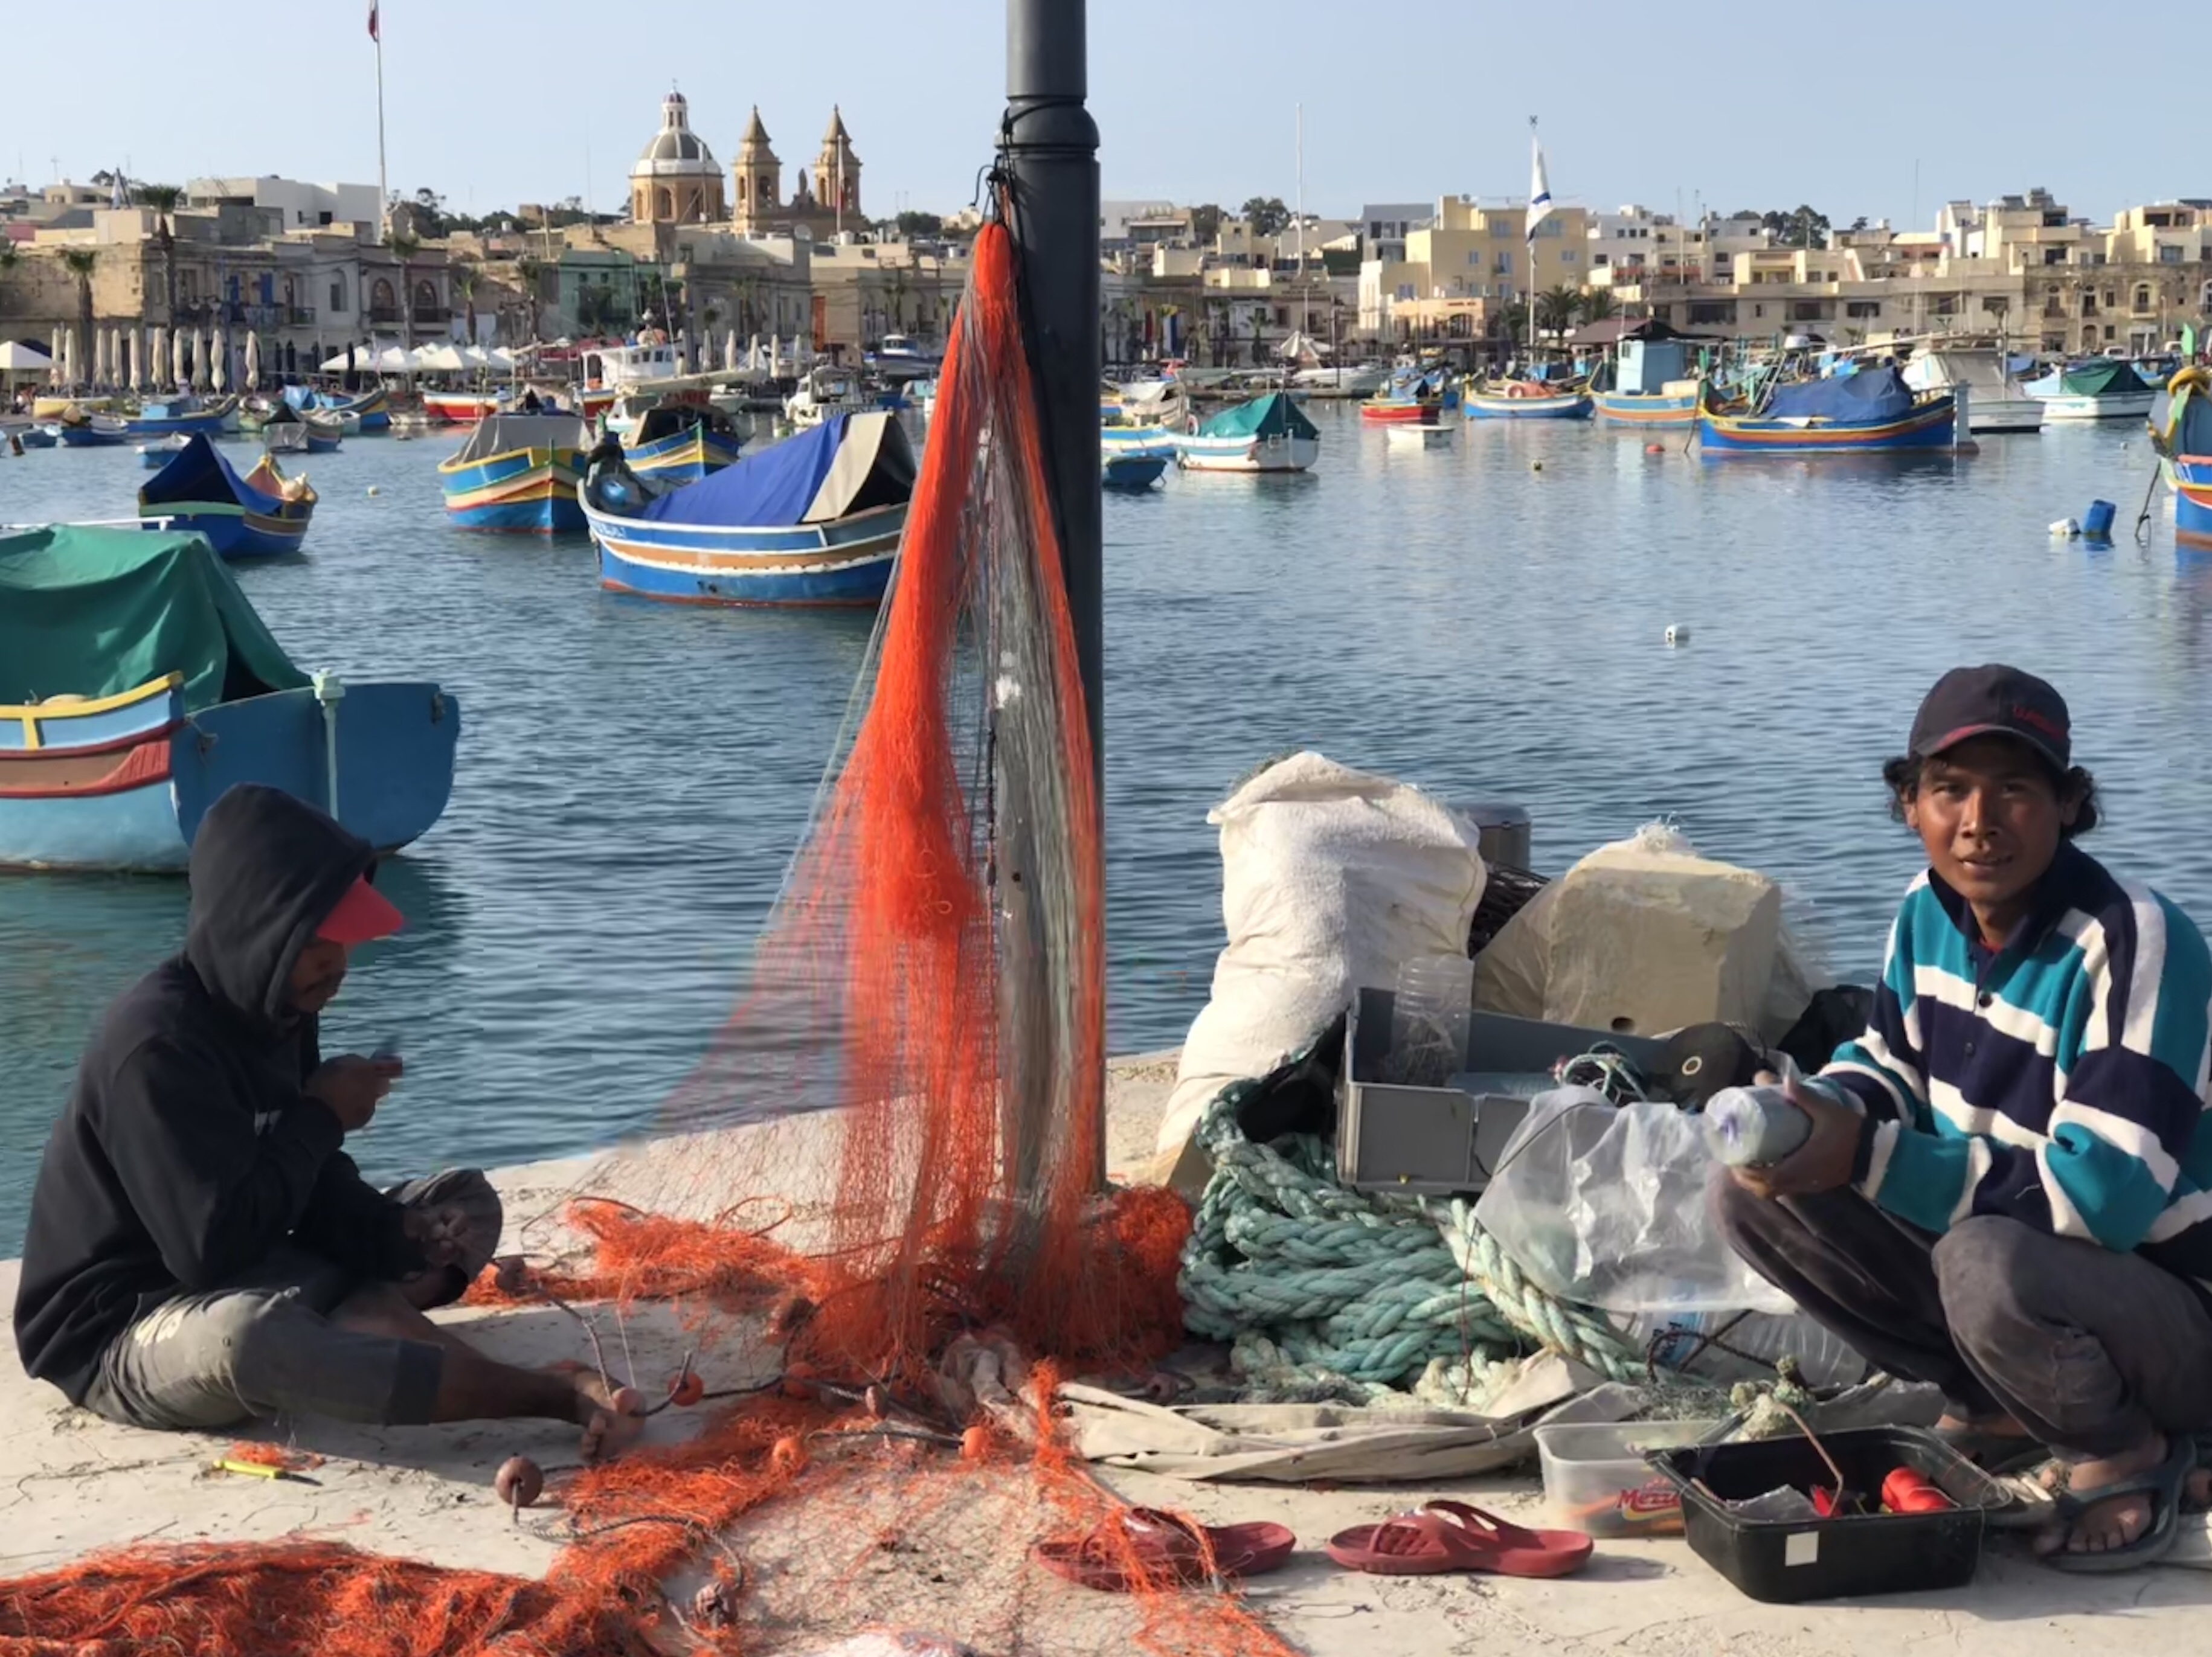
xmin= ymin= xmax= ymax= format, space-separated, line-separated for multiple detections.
xmin=317 ymin=876 xmax=404 ymax=945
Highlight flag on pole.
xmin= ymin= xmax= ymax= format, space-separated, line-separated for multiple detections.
xmin=367 ymin=2 xmax=379 ymax=40
xmin=1526 ymin=122 xmax=1552 ymax=246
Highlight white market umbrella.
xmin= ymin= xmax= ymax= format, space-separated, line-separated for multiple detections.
xmin=210 ymin=327 xmax=228 ymax=393
xmin=747 ymin=333 xmax=760 ymax=374
xmin=724 ymin=330 xmax=738 ymax=374
xmin=768 ymin=332 xmax=780 ymax=376
xmin=90 ymin=327 xmax=108 ymax=388
xmin=244 ymin=330 xmax=261 ymax=391
xmin=172 ymin=326 xmax=189 ymax=389
xmin=126 ymin=329 xmax=141 ymax=391
xmin=61 ymin=327 xmax=77 ymax=389
xmin=50 ymin=327 xmax=65 ymax=385
xmin=318 ymin=350 xmax=355 ymax=373
xmin=193 ymin=329 xmax=212 ymax=391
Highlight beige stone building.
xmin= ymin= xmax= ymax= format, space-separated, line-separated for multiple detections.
xmin=727 ymin=107 xmax=863 ymax=242
xmin=1358 ymin=195 xmax=1594 ymax=339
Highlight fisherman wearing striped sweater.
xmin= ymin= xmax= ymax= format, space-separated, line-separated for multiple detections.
xmin=1718 ymin=665 xmax=2212 ymax=1571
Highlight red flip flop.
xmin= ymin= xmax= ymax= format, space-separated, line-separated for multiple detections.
xmin=1032 ymin=1507 xmax=1297 ymax=1592
xmin=1326 ymin=1501 xmax=1593 ymax=1578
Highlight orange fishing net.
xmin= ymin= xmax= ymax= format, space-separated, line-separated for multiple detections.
xmin=0 ymin=220 xmax=1290 ymax=1656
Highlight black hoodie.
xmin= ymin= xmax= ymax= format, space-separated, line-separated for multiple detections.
xmin=14 ymin=784 xmax=424 ymax=1403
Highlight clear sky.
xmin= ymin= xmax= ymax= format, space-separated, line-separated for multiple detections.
xmin=8 ymin=1 xmax=2204 ymax=232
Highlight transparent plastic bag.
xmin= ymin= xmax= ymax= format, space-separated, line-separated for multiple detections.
xmin=1390 ymin=952 xmax=1474 ymax=1085
xmin=1472 ymin=1088 xmax=1797 ymax=1316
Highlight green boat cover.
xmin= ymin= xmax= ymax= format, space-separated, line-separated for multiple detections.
xmin=2062 ymin=359 xmax=2150 ymax=398
xmin=1195 ymin=391 xmax=1320 ymax=441
xmin=0 ymin=525 xmax=307 ymax=711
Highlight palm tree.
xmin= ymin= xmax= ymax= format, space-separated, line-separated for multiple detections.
xmin=515 ymin=257 xmax=545 ymax=342
xmin=136 ymin=184 xmax=182 ymax=330
xmin=386 ymin=230 xmax=421 ymax=391
xmin=1575 ymin=288 xmax=1619 ymax=324
xmin=387 ymin=231 xmax=421 ymax=353
xmin=0 ymin=244 xmax=16 ymax=319
xmin=449 ymin=259 xmax=480 ymax=344
xmin=1534 ymin=284 xmax=1579 ymax=341
xmin=61 ymin=250 xmax=98 ymax=388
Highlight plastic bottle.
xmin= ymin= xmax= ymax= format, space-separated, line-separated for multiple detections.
xmin=1703 ymin=1084 xmax=1813 ymax=1168
xmin=1621 ymin=1309 xmax=1869 ymax=1391
xmin=1391 ymin=953 xmax=1474 ymax=1085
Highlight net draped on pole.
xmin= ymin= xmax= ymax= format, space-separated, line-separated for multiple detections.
xmin=0 ymin=219 xmax=1221 ymax=1657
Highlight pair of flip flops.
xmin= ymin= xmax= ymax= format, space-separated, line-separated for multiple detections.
xmin=1032 ymin=1502 xmax=1591 ymax=1592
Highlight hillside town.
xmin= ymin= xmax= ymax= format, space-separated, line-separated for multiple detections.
xmin=5 ymin=91 xmax=2212 ymax=384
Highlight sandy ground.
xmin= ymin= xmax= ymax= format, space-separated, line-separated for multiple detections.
xmin=3 ymin=1051 xmax=2210 ymax=1653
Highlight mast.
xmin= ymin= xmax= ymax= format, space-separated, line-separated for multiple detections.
xmin=1526 ymin=117 xmax=1539 ymax=374
xmin=373 ymin=4 xmax=389 ymax=240
xmin=1296 ymin=102 xmax=1306 ymax=381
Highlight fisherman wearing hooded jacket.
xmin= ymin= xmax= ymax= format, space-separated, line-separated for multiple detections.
xmin=13 ymin=785 xmax=638 ymax=1455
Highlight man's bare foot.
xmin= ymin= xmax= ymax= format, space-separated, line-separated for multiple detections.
xmin=2033 ymin=1434 xmax=2169 ymax=1559
xmin=559 ymin=1365 xmax=645 ymax=1462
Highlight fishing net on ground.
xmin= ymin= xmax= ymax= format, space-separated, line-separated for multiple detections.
xmin=0 ymin=222 xmax=1291 ymax=1657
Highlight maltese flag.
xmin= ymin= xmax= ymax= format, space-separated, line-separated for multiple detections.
xmin=367 ymin=2 xmax=379 ymax=40
xmin=1526 ymin=125 xmax=1552 ymax=245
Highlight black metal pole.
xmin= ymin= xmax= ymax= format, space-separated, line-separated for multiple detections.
xmin=1005 ymin=0 xmax=1102 ymax=790
xmin=1005 ymin=0 xmax=1103 ymax=1187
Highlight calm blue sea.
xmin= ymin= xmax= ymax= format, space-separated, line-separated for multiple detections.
xmin=4 ymin=405 xmax=2209 ymax=1246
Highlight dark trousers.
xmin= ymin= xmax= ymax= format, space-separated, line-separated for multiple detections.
xmin=1715 ymin=1181 xmax=2212 ymax=1461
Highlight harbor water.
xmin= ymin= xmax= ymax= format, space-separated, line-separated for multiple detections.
xmin=5 ymin=407 xmax=2211 ymax=1246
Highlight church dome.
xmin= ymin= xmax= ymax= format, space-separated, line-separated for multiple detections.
xmin=632 ymin=91 xmax=719 ymax=179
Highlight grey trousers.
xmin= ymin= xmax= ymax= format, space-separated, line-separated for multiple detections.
xmin=82 ymin=1169 xmax=502 ymax=1433
xmin=1715 ymin=1181 xmax=2212 ymax=1460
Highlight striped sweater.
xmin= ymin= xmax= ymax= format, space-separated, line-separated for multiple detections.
xmin=1824 ymin=842 xmax=2212 ymax=1278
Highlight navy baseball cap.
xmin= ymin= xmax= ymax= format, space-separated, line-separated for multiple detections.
xmin=1909 ymin=665 xmax=2072 ymax=771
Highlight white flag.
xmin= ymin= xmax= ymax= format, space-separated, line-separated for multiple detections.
xmin=1527 ymin=132 xmax=1552 ymax=244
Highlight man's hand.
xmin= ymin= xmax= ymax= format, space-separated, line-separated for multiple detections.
xmin=304 ymin=1054 xmax=402 ymax=1134
xmin=1730 ymin=1071 xmax=1864 ymax=1200
xmin=402 ymin=1203 xmax=471 ymax=1272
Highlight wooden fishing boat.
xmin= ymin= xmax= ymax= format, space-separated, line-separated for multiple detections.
xmin=302 ymin=412 xmax=344 ymax=454
xmin=2024 ymin=359 xmax=2156 ymax=421
xmin=320 ymin=385 xmax=391 ymax=432
xmin=1590 ymin=339 xmax=1702 ymax=428
xmin=1463 ymin=380 xmax=1593 ymax=420
xmin=439 ymin=414 xmax=591 ymax=532
xmin=1102 ymin=450 xmax=1171 ymax=490
xmin=138 ymin=433 xmax=317 ymax=557
xmin=137 ymin=434 xmax=192 ymax=469
xmin=1698 ymin=367 xmax=1958 ymax=454
xmin=1384 ymin=420 xmax=1458 ymax=450
xmin=423 ymin=389 xmax=501 ymax=425
xmin=19 ymin=425 xmax=58 ymax=449
xmin=2155 ymin=365 xmax=2212 ymax=546
xmin=1177 ymin=392 xmax=1320 ymax=473
xmin=123 ymin=397 xmax=228 ymax=439
xmin=627 ymin=405 xmax=744 ymax=486
xmin=56 ymin=409 xmax=130 ymax=447
xmin=583 ymin=411 xmax=915 ymax=606
xmin=0 ymin=525 xmax=459 ymax=872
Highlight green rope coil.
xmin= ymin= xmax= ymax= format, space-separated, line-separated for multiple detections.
xmin=1177 ymin=1062 xmax=1659 ymax=1393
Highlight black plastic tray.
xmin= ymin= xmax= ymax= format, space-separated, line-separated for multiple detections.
xmin=1647 ymin=1426 xmax=1998 ymax=1603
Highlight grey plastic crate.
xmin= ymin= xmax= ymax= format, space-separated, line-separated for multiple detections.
xmin=1337 ymin=987 xmax=1662 ymax=1194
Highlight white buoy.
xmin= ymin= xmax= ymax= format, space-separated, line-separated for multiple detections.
xmin=2049 ymin=518 xmax=2079 ymax=538
xmin=1665 ymin=625 xmax=1690 ymax=647
xmin=365 ymin=485 xmax=381 ymax=497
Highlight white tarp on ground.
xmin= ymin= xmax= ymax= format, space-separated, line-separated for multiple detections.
xmin=1157 ymin=754 xmax=1488 ymax=1153
xmin=1061 ymin=1361 xmax=1636 ymax=1482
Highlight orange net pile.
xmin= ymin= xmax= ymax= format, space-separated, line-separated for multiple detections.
xmin=0 ymin=220 xmax=1294 ymax=1657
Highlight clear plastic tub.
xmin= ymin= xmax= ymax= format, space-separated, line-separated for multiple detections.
xmin=1535 ymin=1419 xmax=1725 ymax=1537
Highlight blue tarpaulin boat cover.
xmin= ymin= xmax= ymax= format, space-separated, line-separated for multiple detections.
xmin=141 ymin=433 xmax=285 ymax=514
xmin=1767 ymin=365 xmax=1917 ymax=424
xmin=1195 ymin=393 xmax=1320 ymax=441
xmin=638 ymin=412 xmax=915 ymax=527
